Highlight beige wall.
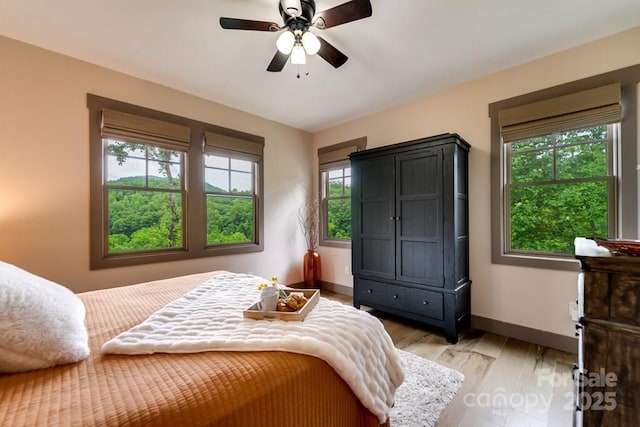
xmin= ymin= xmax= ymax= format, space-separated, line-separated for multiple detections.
xmin=314 ymin=26 xmax=640 ymax=338
xmin=2 ymin=26 xmax=640 ymax=339
xmin=0 ymin=35 xmax=312 ymax=293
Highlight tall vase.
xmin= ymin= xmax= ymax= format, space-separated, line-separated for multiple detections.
xmin=303 ymin=249 xmax=321 ymax=289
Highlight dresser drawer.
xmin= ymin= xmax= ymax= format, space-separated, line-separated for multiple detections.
xmin=356 ymin=278 xmax=387 ymax=306
xmin=408 ymin=288 xmax=444 ymax=320
xmin=385 ymin=284 xmax=412 ymax=310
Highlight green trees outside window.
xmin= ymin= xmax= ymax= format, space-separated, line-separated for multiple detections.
xmin=507 ymin=125 xmax=614 ymax=254
xmin=106 ymin=140 xmax=184 ymax=253
xmin=204 ymin=155 xmax=255 ymax=245
xmin=105 ymin=142 xmax=257 ymax=253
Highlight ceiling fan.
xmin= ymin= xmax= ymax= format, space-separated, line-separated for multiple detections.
xmin=220 ymin=0 xmax=373 ymax=72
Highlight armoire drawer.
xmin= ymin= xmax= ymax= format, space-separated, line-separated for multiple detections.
xmin=356 ymin=278 xmax=387 ymax=306
xmin=357 ymin=279 xmax=413 ymax=311
xmin=408 ymin=288 xmax=444 ymax=320
xmin=357 ymin=279 xmax=444 ymax=321
xmin=385 ymin=284 xmax=412 ymax=311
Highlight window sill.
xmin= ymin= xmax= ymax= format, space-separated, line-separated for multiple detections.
xmin=492 ymin=252 xmax=580 ymax=272
xmin=319 ymin=239 xmax=351 ymax=249
xmin=91 ymin=242 xmax=263 ymax=270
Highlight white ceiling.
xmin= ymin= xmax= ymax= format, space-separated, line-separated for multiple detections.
xmin=1 ymin=0 xmax=640 ymax=132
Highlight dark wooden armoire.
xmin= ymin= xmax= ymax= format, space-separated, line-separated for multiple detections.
xmin=350 ymin=133 xmax=471 ymax=343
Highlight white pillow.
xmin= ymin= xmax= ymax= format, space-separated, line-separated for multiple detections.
xmin=0 ymin=261 xmax=90 ymax=373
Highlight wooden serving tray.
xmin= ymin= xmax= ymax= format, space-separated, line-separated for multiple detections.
xmin=243 ymin=289 xmax=319 ymax=321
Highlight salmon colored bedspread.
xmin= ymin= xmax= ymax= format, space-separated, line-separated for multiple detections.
xmin=0 ymin=271 xmax=388 ymax=427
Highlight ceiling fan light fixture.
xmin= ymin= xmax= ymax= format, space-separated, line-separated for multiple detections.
xmin=276 ymin=30 xmax=295 ymax=54
xmin=301 ymin=31 xmax=320 ymax=55
xmin=291 ymin=44 xmax=306 ymax=65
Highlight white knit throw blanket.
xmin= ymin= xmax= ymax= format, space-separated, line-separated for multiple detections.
xmin=102 ymin=273 xmax=404 ymax=423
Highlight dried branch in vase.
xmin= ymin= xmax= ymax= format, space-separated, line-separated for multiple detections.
xmin=298 ymin=196 xmax=319 ymax=251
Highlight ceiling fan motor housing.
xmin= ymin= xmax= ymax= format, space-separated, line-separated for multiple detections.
xmin=279 ymin=0 xmax=316 ymax=28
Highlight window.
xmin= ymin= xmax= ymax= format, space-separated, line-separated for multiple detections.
xmin=318 ymin=137 xmax=366 ymax=248
xmin=490 ymin=66 xmax=639 ymax=270
xmin=203 ymin=131 xmax=262 ymax=246
xmin=507 ymin=125 xmax=616 ymax=254
xmin=323 ymin=166 xmax=351 ymax=239
xmin=106 ymin=140 xmax=186 ymax=252
xmin=88 ymin=94 xmax=264 ymax=269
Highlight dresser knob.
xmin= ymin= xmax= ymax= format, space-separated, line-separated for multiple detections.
xmin=392 ymin=295 xmax=398 ymax=299
xmin=423 ymin=300 xmax=429 ymax=305
xmin=367 ymin=289 xmax=372 ymax=294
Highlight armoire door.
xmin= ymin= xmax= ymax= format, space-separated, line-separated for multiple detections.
xmin=395 ymin=148 xmax=444 ymax=286
xmin=353 ymin=156 xmax=395 ymax=279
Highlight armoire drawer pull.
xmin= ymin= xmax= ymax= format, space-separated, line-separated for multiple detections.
xmin=392 ymin=294 xmax=398 ymax=299
xmin=423 ymin=300 xmax=429 ymax=305
xmin=367 ymin=289 xmax=373 ymax=294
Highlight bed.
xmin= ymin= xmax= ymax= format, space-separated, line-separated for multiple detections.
xmin=0 ymin=270 xmax=394 ymax=426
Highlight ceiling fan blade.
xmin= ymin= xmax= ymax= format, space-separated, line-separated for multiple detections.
xmin=267 ymin=51 xmax=290 ymax=72
xmin=220 ymin=17 xmax=279 ymax=31
xmin=314 ymin=0 xmax=372 ymax=29
xmin=316 ymin=36 xmax=348 ymax=68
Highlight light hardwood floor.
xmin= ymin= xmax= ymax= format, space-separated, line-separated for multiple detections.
xmin=324 ymin=291 xmax=576 ymax=427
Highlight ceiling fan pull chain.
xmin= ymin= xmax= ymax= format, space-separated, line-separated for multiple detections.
xmin=296 ymin=66 xmax=310 ymax=79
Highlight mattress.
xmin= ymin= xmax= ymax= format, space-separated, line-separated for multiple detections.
xmin=0 ymin=271 xmax=388 ymax=426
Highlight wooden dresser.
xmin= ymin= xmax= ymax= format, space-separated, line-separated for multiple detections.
xmin=576 ymin=256 xmax=640 ymax=426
